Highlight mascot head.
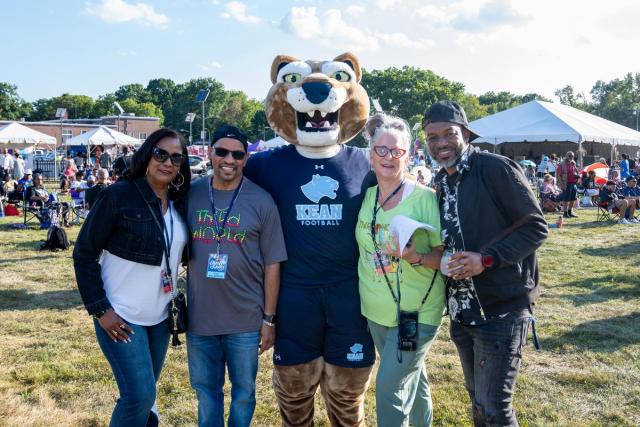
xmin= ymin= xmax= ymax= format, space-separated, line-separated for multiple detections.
xmin=265 ymin=52 xmax=370 ymax=147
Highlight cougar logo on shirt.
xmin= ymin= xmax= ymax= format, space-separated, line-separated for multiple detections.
xmin=297 ymin=174 xmax=342 ymax=226
xmin=347 ymin=342 xmax=364 ymax=362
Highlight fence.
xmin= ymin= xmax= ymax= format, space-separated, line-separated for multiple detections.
xmin=34 ymin=160 xmax=66 ymax=180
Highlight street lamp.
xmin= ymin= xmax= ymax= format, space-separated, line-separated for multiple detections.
xmin=54 ymin=108 xmax=67 ymax=180
xmin=634 ymin=107 xmax=639 ymax=132
xmin=185 ymin=112 xmax=196 ymax=144
xmin=196 ymin=89 xmax=210 ymax=144
xmin=113 ymin=101 xmax=124 ymax=133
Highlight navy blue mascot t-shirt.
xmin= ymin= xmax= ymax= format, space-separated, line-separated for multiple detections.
xmin=244 ymin=145 xmax=374 ymax=287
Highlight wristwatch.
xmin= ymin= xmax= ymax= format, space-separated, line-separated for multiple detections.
xmin=92 ymin=308 xmax=111 ymax=320
xmin=263 ymin=313 xmax=276 ymax=327
xmin=480 ymin=252 xmax=496 ymax=271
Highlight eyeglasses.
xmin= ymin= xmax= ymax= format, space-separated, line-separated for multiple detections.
xmin=152 ymin=147 xmax=186 ymax=166
xmin=214 ymin=147 xmax=246 ymax=160
xmin=372 ymin=146 xmax=407 ymax=159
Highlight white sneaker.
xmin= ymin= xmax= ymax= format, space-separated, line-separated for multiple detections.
xmin=631 ymin=218 xmax=639 ymax=224
xmin=619 ymin=218 xmax=629 ymax=224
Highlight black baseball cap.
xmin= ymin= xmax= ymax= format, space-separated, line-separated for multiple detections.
xmin=211 ymin=124 xmax=248 ymax=151
xmin=422 ymin=100 xmax=480 ymax=141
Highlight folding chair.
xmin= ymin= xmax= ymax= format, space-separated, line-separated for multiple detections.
xmin=68 ymin=189 xmax=88 ymax=226
xmin=596 ymin=201 xmax=620 ymax=222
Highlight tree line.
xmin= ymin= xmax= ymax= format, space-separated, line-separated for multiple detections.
xmin=1 ymin=69 xmax=638 ymax=146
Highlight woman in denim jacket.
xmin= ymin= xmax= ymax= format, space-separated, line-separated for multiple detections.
xmin=73 ymin=128 xmax=191 ymax=426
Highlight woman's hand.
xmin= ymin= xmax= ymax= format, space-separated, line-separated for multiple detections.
xmin=98 ymin=309 xmax=134 ymax=343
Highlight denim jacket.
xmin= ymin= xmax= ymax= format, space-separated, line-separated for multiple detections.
xmin=73 ymin=177 xmax=187 ymax=315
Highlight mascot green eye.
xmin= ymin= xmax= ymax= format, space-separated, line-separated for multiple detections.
xmin=331 ymin=71 xmax=351 ymax=82
xmin=283 ymin=73 xmax=302 ymax=84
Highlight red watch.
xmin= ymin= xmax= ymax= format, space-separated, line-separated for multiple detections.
xmin=481 ymin=252 xmax=496 ymax=270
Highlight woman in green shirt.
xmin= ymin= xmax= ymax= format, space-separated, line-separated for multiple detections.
xmin=356 ymin=113 xmax=445 ymax=427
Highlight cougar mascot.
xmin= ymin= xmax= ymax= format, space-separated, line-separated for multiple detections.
xmin=244 ymin=52 xmax=374 ymax=426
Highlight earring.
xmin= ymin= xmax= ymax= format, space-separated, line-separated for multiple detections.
xmin=172 ymin=172 xmax=185 ymax=189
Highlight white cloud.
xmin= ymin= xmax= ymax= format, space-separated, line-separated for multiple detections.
xmin=220 ymin=1 xmax=261 ymax=24
xmin=375 ymin=0 xmax=400 ymax=11
xmin=85 ymin=0 xmax=169 ymax=28
xmin=346 ymin=5 xmax=365 ymax=16
xmin=281 ymin=7 xmax=378 ymax=51
xmin=416 ymin=0 xmax=527 ymax=33
xmin=376 ymin=32 xmax=435 ymax=50
xmin=200 ymin=60 xmax=222 ymax=72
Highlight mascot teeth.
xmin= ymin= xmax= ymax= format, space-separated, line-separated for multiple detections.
xmin=320 ymin=111 xmax=327 ymax=118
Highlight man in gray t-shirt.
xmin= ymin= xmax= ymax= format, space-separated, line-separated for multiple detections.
xmin=186 ymin=125 xmax=287 ymax=427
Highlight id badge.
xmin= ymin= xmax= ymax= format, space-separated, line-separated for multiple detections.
xmin=207 ymin=253 xmax=228 ymax=279
xmin=372 ymin=252 xmax=397 ymax=275
xmin=161 ymin=269 xmax=173 ymax=294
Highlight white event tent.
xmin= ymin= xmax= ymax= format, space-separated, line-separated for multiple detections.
xmin=0 ymin=121 xmax=56 ymax=148
xmin=469 ymin=100 xmax=640 ymax=162
xmin=64 ymin=126 xmax=140 ymax=147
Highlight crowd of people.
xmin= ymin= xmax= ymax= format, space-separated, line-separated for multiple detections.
xmin=72 ymin=100 xmax=547 ymax=427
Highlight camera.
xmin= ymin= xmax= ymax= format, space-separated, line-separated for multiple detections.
xmin=398 ymin=311 xmax=419 ymax=352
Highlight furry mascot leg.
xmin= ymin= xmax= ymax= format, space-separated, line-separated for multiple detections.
xmin=272 ymin=357 xmax=324 ymax=427
xmin=320 ymin=362 xmax=372 ymax=427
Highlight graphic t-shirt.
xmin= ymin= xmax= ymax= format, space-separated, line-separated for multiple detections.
xmin=355 ymin=184 xmax=445 ymax=327
xmin=244 ymin=145 xmax=375 ymax=287
xmin=187 ymin=177 xmax=287 ymax=336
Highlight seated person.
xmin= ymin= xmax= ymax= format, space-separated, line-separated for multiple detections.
xmin=2 ymin=173 xmax=17 ymax=197
xmin=622 ymin=176 xmax=640 ymax=213
xmin=70 ymin=171 xmax=89 ymax=203
xmin=84 ymin=168 xmax=109 ymax=209
xmin=16 ymin=169 xmax=33 ymax=193
xmin=599 ymin=180 xmax=636 ymax=224
xmin=26 ymin=174 xmax=70 ymax=226
xmin=540 ymin=174 xmax=562 ymax=201
xmin=59 ymin=175 xmax=70 ymax=194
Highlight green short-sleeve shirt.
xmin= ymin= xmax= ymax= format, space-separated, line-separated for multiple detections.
xmin=356 ymin=184 xmax=445 ymax=327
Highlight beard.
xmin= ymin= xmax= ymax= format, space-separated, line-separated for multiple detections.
xmin=430 ymin=143 xmax=465 ymax=169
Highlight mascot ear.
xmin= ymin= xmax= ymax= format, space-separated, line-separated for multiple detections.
xmin=270 ymin=54 xmax=300 ymax=84
xmin=333 ymin=52 xmax=362 ymax=82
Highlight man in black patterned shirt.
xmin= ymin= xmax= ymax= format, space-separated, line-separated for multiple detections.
xmin=423 ymin=101 xmax=548 ymax=427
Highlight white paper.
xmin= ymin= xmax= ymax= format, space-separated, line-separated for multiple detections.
xmin=389 ymin=215 xmax=436 ymax=254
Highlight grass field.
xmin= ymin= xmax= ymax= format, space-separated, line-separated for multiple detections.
xmin=0 ymin=206 xmax=639 ymax=426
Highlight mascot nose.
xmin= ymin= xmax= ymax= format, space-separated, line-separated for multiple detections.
xmin=302 ymin=82 xmax=332 ymax=104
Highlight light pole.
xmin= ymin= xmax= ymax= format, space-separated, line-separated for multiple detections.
xmin=185 ymin=113 xmax=196 ymax=144
xmin=196 ymin=89 xmax=210 ymax=144
xmin=634 ymin=107 xmax=639 ymax=132
xmin=114 ymin=102 xmax=124 ymax=133
xmin=54 ymin=108 xmax=67 ymax=180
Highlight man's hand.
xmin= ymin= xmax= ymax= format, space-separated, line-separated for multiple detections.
xmin=447 ymin=251 xmax=484 ymax=280
xmin=259 ymin=322 xmax=275 ymax=355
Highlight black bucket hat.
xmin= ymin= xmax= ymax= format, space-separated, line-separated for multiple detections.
xmin=211 ymin=124 xmax=248 ymax=151
xmin=422 ymin=100 xmax=480 ymax=142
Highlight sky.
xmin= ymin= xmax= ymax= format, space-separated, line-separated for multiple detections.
xmin=3 ymin=0 xmax=640 ymax=105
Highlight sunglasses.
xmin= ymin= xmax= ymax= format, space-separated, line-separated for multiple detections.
xmin=214 ymin=147 xmax=246 ymax=161
xmin=372 ymin=146 xmax=407 ymax=159
xmin=152 ymin=147 xmax=186 ymax=166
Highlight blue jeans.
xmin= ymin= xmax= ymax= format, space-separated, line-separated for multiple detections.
xmin=187 ymin=331 xmax=260 ymax=427
xmin=94 ymin=318 xmax=170 ymax=427
xmin=368 ymin=319 xmax=438 ymax=427
xmin=450 ymin=310 xmax=532 ymax=427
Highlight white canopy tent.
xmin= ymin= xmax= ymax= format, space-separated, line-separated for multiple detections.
xmin=64 ymin=126 xmax=140 ymax=147
xmin=260 ymin=136 xmax=289 ymax=150
xmin=470 ymin=100 xmax=640 ymax=147
xmin=0 ymin=121 xmax=56 ymax=149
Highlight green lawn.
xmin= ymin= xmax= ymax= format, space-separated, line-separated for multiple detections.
xmin=0 ymin=207 xmax=638 ymax=426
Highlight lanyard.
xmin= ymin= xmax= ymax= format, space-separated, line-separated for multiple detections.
xmin=369 ymin=180 xmax=404 ymax=303
xmin=208 ymin=176 xmax=243 ymax=253
xmin=160 ymin=200 xmax=174 ymax=263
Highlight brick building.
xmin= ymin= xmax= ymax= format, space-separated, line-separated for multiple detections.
xmin=0 ymin=114 xmax=160 ymax=145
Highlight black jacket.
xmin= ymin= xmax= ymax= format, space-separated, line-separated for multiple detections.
xmin=437 ymin=151 xmax=548 ymax=315
xmin=73 ymin=177 xmax=187 ymax=315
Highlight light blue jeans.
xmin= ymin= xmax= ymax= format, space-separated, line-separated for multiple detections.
xmin=368 ymin=319 xmax=439 ymax=427
xmin=187 ymin=331 xmax=260 ymax=427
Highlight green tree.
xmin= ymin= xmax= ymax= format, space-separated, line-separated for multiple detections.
xmin=118 ymin=98 xmax=164 ymax=124
xmin=0 ymin=82 xmax=32 ymax=120
xmin=554 ymin=85 xmax=590 ymax=111
xmin=30 ymin=94 xmax=95 ymax=120
xmin=114 ymin=83 xmax=152 ymax=103
xmin=361 ymin=66 xmax=467 ymax=120
xmin=590 ymin=73 xmax=640 ymax=129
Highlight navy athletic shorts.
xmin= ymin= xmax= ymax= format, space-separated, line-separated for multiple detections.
xmin=563 ymin=183 xmax=578 ymax=201
xmin=273 ymin=281 xmax=375 ymax=368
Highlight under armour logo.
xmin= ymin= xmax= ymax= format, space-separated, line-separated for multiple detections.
xmin=315 ymin=165 xmax=324 ymax=170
